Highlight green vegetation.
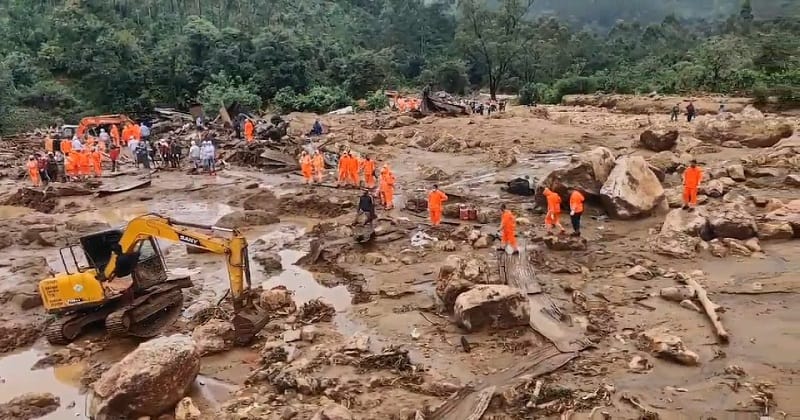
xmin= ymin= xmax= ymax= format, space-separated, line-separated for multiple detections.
xmin=0 ymin=0 xmax=798 ymax=133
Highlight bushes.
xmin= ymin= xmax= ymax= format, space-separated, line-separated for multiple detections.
xmin=365 ymin=90 xmax=389 ymax=111
xmin=518 ymin=82 xmax=550 ymax=105
xmin=198 ymin=71 xmax=262 ymax=112
xmin=273 ymin=86 xmax=353 ymax=114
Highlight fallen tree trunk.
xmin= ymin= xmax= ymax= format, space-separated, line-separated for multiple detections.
xmin=682 ymin=277 xmax=729 ymax=343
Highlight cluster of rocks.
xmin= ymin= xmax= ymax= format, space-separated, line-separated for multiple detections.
xmin=537 ymin=146 xmax=666 ymax=219
xmin=653 ymin=198 xmax=800 ymax=259
xmin=435 ymin=255 xmax=529 ymax=332
xmin=693 ymin=107 xmax=794 ymax=148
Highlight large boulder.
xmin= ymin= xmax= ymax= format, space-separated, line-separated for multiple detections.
xmin=639 ymin=130 xmax=678 ymax=152
xmin=756 ymin=220 xmax=794 ymax=241
xmin=0 ymin=393 xmax=60 ymax=420
xmin=435 ymin=255 xmax=495 ymax=311
xmin=647 ymin=151 xmax=682 ymax=176
xmin=90 ymin=335 xmax=201 ymax=418
xmin=543 ymin=235 xmax=588 ymax=251
xmin=537 ymin=147 xmax=616 ymax=204
xmin=453 ymin=285 xmax=529 ymax=332
xmin=216 ymin=210 xmax=279 ymax=229
xmin=727 ymin=164 xmax=746 ymax=182
xmin=764 ymin=199 xmax=800 ymax=238
xmin=191 ymin=319 xmax=235 ymax=355
xmin=695 ymin=118 xmax=794 ymax=148
xmin=660 ymin=208 xmax=712 ymax=239
xmin=600 ymin=156 xmax=665 ymax=219
xmin=708 ymin=203 xmax=758 ymax=239
xmin=311 ymin=403 xmax=353 ymax=420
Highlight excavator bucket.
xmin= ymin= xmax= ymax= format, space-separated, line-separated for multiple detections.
xmin=232 ymin=310 xmax=270 ymax=346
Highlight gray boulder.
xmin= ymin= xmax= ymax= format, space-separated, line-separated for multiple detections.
xmin=216 ymin=210 xmax=280 ymax=229
xmin=600 ymin=156 xmax=665 ymax=219
xmin=537 ymin=147 xmax=616 ymax=204
xmin=639 ymin=130 xmax=679 ymax=152
xmin=708 ymin=203 xmax=758 ymax=239
xmin=454 ymin=285 xmax=529 ymax=332
xmin=90 ymin=335 xmax=201 ymax=418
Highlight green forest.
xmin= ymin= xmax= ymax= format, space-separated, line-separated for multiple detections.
xmin=0 ymin=0 xmax=798 ymax=133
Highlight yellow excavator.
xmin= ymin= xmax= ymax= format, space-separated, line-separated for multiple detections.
xmin=38 ymin=214 xmax=269 ymax=345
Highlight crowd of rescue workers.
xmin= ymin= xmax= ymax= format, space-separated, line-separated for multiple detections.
xmin=24 ymin=114 xmax=705 ymax=256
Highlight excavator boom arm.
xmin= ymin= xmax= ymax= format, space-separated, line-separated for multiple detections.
xmin=103 ymin=214 xmax=251 ymax=310
xmin=77 ymin=115 xmax=135 ymax=137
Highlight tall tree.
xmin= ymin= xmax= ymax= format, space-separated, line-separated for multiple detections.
xmin=457 ymin=0 xmax=535 ymax=99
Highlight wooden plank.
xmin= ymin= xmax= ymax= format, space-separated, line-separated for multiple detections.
xmin=429 ymin=344 xmax=577 ymax=420
xmin=96 ymin=180 xmax=152 ymax=197
xmin=499 ymin=249 xmax=592 ymax=353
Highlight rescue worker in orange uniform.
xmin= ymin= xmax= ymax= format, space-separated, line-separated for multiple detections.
xmin=121 ymin=124 xmax=131 ymax=146
xmin=499 ymin=204 xmax=519 ymax=254
xmin=300 ymin=151 xmax=313 ymax=184
xmin=337 ymin=152 xmax=349 ymax=186
xmin=348 ymin=153 xmax=360 ymax=186
xmin=379 ymin=164 xmax=395 ymax=210
xmin=427 ymin=185 xmax=448 ymax=226
xmin=27 ymin=156 xmax=41 ymax=187
xmin=244 ymin=119 xmax=255 ymax=143
xmin=361 ymin=156 xmax=376 ymax=188
xmin=64 ymin=153 xmax=76 ymax=180
xmin=312 ymin=150 xmax=325 ymax=183
xmin=543 ymin=188 xmax=566 ymax=234
xmin=90 ymin=147 xmax=102 ymax=177
xmin=133 ymin=123 xmax=142 ymax=141
xmin=60 ymin=137 xmax=73 ymax=155
xmin=78 ymin=149 xmax=92 ymax=179
xmin=110 ymin=124 xmax=121 ymax=147
xmin=682 ymin=160 xmax=703 ymax=211
xmin=569 ymin=189 xmax=585 ymax=237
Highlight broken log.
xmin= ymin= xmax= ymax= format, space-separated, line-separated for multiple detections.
xmin=96 ymin=179 xmax=152 ymax=197
xmin=682 ymin=277 xmax=729 ymax=343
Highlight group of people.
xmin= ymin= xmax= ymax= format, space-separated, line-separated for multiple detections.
xmin=189 ymin=140 xmax=218 ymax=174
xmin=469 ymin=99 xmax=506 ymax=116
xmin=30 ymin=135 xmax=121 ymax=186
xmin=299 ymin=149 xmax=396 ymax=210
xmin=671 ymin=102 xmax=698 ymax=122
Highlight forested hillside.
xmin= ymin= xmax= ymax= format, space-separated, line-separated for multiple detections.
xmin=0 ymin=0 xmax=798 ymax=133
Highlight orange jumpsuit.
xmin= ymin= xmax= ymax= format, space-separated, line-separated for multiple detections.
xmin=78 ymin=150 xmax=91 ymax=176
xmin=380 ymin=167 xmax=395 ymax=209
xmin=312 ymin=153 xmax=325 ymax=182
xmin=683 ymin=166 xmax=702 ymax=207
xmin=60 ymin=139 xmax=73 ymax=155
xmin=428 ymin=189 xmax=448 ymax=226
xmin=361 ymin=159 xmax=376 ymax=188
xmin=133 ymin=124 xmax=142 ymax=141
xmin=65 ymin=153 xmax=77 ymax=178
xmin=300 ymin=154 xmax=313 ymax=183
xmin=501 ymin=209 xmax=518 ymax=250
xmin=122 ymin=124 xmax=132 ymax=144
xmin=90 ymin=150 xmax=102 ymax=176
xmin=349 ymin=156 xmax=360 ymax=186
xmin=338 ymin=155 xmax=349 ymax=184
xmin=244 ymin=120 xmax=255 ymax=142
xmin=27 ymin=159 xmax=40 ymax=187
xmin=111 ymin=125 xmax=121 ymax=146
xmin=544 ymin=188 xmax=565 ymax=232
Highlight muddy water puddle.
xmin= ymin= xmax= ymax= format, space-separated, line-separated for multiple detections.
xmin=0 ymin=347 xmax=86 ymax=419
xmin=263 ymin=249 xmax=352 ymax=315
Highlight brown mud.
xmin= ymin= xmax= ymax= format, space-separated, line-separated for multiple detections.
xmin=0 ymin=95 xmax=798 ymax=419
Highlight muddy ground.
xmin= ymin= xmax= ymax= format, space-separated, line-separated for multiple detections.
xmin=0 ymin=95 xmax=798 ymax=419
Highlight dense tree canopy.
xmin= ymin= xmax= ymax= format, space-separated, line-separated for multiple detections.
xmin=0 ymin=0 xmax=798 ymax=133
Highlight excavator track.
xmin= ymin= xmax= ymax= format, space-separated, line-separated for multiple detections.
xmin=45 ymin=306 xmax=118 ymax=345
xmin=106 ymin=279 xmax=190 ymax=338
